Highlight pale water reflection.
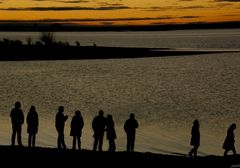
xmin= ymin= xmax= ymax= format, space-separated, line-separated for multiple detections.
xmin=0 ymin=52 xmax=239 ymax=156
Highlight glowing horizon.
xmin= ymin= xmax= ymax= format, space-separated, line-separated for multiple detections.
xmin=0 ymin=0 xmax=240 ymax=25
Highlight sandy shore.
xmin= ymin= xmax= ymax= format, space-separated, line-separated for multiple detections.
xmin=1 ymin=145 xmax=239 ymax=167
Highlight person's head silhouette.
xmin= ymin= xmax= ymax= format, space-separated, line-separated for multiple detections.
xmin=75 ymin=110 xmax=81 ymax=116
xmin=130 ymin=113 xmax=135 ymax=119
xmin=58 ymin=106 xmax=64 ymax=113
xmin=30 ymin=106 xmax=35 ymax=112
xmin=99 ymin=110 xmax=104 ymax=116
xmin=15 ymin=101 xmax=21 ymax=109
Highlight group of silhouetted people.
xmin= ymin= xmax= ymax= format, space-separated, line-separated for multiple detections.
xmin=9 ymin=101 xmax=237 ymax=156
xmin=10 ymin=101 xmax=139 ymax=152
xmin=188 ymin=120 xmax=237 ymax=157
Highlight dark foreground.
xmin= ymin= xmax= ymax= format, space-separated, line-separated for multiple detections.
xmin=0 ymin=45 xmax=237 ymax=61
xmin=1 ymin=145 xmax=239 ymax=168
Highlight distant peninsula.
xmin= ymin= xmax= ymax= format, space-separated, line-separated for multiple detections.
xmin=0 ymin=21 xmax=239 ymax=32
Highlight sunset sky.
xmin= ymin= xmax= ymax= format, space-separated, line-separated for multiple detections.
xmin=0 ymin=0 xmax=240 ymax=25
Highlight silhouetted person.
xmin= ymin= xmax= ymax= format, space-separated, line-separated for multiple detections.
xmin=55 ymin=106 xmax=68 ymax=149
xmin=70 ymin=110 xmax=84 ymax=150
xmin=189 ymin=120 xmax=200 ymax=157
xmin=223 ymin=123 xmax=236 ymax=156
xmin=92 ymin=110 xmax=106 ymax=151
xmin=10 ymin=101 xmax=24 ymax=146
xmin=106 ymin=114 xmax=116 ymax=152
xmin=27 ymin=106 xmax=39 ymax=147
xmin=124 ymin=113 xmax=139 ymax=152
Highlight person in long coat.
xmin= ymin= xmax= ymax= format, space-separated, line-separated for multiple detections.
xmin=92 ymin=110 xmax=106 ymax=151
xmin=70 ymin=110 xmax=84 ymax=150
xmin=27 ymin=106 xmax=39 ymax=147
xmin=124 ymin=113 xmax=139 ymax=152
xmin=106 ymin=114 xmax=116 ymax=152
xmin=10 ymin=101 xmax=24 ymax=146
xmin=223 ymin=123 xmax=236 ymax=156
xmin=189 ymin=120 xmax=200 ymax=157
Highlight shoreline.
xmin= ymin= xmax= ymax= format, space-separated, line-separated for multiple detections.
xmin=0 ymin=45 xmax=239 ymax=61
xmin=0 ymin=145 xmax=239 ymax=167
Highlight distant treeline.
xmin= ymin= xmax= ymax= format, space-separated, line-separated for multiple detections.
xmin=0 ymin=21 xmax=239 ymax=32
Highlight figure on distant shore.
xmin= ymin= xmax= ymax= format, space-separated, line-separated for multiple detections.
xmin=189 ymin=120 xmax=200 ymax=157
xmin=55 ymin=106 xmax=68 ymax=149
xmin=70 ymin=110 xmax=84 ymax=150
xmin=10 ymin=101 xmax=24 ymax=147
xmin=27 ymin=106 xmax=39 ymax=147
xmin=92 ymin=110 xmax=106 ymax=151
xmin=223 ymin=123 xmax=236 ymax=156
xmin=106 ymin=114 xmax=116 ymax=152
xmin=124 ymin=113 xmax=139 ymax=152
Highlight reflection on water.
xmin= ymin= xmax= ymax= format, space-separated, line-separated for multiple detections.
xmin=0 ymin=52 xmax=239 ymax=156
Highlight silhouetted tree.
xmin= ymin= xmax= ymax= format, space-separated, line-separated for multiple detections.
xmin=106 ymin=114 xmax=116 ymax=152
xmin=55 ymin=106 xmax=68 ymax=149
xmin=70 ymin=110 xmax=84 ymax=150
xmin=223 ymin=123 xmax=237 ymax=156
xmin=10 ymin=101 xmax=24 ymax=147
xmin=27 ymin=106 xmax=39 ymax=147
xmin=189 ymin=120 xmax=200 ymax=157
xmin=124 ymin=113 xmax=138 ymax=152
xmin=39 ymin=32 xmax=55 ymax=45
xmin=92 ymin=110 xmax=106 ymax=151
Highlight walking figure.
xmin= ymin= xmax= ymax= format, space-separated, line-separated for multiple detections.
xmin=124 ymin=113 xmax=139 ymax=152
xmin=223 ymin=123 xmax=237 ymax=156
xmin=55 ymin=106 xmax=68 ymax=149
xmin=70 ymin=110 xmax=84 ymax=150
xmin=10 ymin=101 xmax=24 ymax=146
xmin=27 ymin=106 xmax=39 ymax=147
xmin=189 ymin=120 xmax=200 ymax=157
xmin=92 ymin=110 xmax=106 ymax=151
xmin=106 ymin=114 xmax=116 ymax=152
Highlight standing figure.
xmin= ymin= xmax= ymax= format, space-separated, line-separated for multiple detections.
xmin=55 ymin=106 xmax=68 ymax=149
xmin=189 ymin=120 xmax=200 ymax=157
xmin=223 ymin=123 xmax=237 ymax=156
xmin=106 ymin=114 xmax=116 ymax=152
xmin=92 ymin=110 xmax=106 ymax=151
xmin=70 ymin=110 xmax=84 ymax=150
xmin=27 ymin=106 xmax=39 ymax=147
xmin=124 ymin=113 xmax=139 ymax=152
xmin=10 ymin=101 xmax=24 ymax=146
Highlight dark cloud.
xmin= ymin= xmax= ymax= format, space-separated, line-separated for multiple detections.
xmin=143 ymin=5 xmax=212 ymax=11
xmin=215 ymin=0 xmax=240 ymax=2
xmin=57 ymin=0 xmax=89 ymax=3
xmin=0 ymin=6 xmax=130 ymax=11
xmin=0 ymin=17 xmax=174 ymax=23
xmin=0 ymin=16 xmax=202 ymax=23
xmin=179 ymin=16 xmax=201 ymax=18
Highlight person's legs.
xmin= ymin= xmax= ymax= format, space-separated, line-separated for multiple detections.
xmin=77 ymin=136 xmax=81 ymax=150
xmin=232 ymin=147 xmax=236 ymax=155
xmin=32 ymin=134 xmax=36 ymax=147
xmin=99 ymin=134 xmax=104 ymax=151
xmin=72 ymin=136 xmax=76 ymax=149
xmin=28 ymin=133 xmax=32 ymax=147
xmin=93 ymin=137 xmax=98 ymax=151
xmin=17 ymin=126 xmax=23 ymax=146
xmin=11 ymin=126 xmax=17 ymax=146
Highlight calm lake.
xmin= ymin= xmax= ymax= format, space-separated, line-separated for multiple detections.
xmin=0 ymin=29 xmax=239 ymax=156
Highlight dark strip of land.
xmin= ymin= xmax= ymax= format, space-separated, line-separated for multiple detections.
xmin=0 ymin=145 xmax=239 ymax=167
xmin=0 ymin=45 xmax=238 ymax=61
xmin=0 ymin=21 xmax=240 ymax=32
